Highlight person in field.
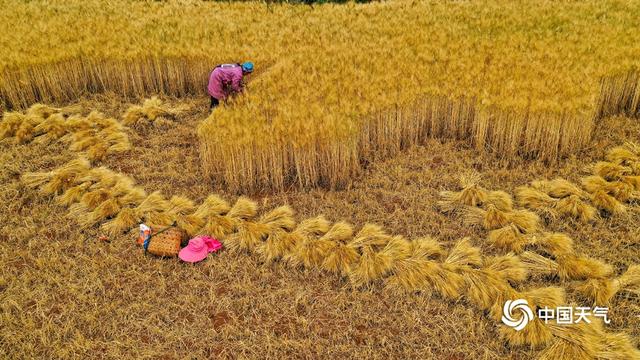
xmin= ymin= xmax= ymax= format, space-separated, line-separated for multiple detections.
xmin=207 ymin=62 xmax=254 ymax=110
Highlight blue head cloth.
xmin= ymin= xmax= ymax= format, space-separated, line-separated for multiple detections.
xmin=241 ymin=62 xmax=254 ymax=73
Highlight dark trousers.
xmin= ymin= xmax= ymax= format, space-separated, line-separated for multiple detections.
xmin=210 ymin=97 xmax=220 ymax=110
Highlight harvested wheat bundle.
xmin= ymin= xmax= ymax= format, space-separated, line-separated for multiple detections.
xmin=292 ymin=231 xmax=335 ymax=270
xmin=4 ymin=103 xmax=79 ymax=143
xmin=58 ymin=182 xmax=91 ymax=206
xmin=621 ymin=141 xmax=640 ymax=155
xmin=525 ymin=286 xmax=566 ymax=309
xmin=88 ymin=112 xmax=122 ymax=131
xmin=226 ymin=196 xmax=258 ymax=221
xmin=68 ymin=195 xmax=105 ymax=222
xmin=405 ymin=237 xmax=445 ymax=260
xmin=556 ymin=254 xmax=613 ymax=281
xmin=118 ymin=187 xmax=148 ymax=207
xmin=620 ymin=175 xmax=640 ymax=190
xmin=463 ymin=205 xmax=510 ymax=230
xmin=64 ymin=115 xmax=93 ymax=133
xmin=25 ymin=103 xmax=65 ymax=119
xmin=201 ymin=212 xmax=236 ymax=240
xmin=381 ymin=237 xmax=468 ymax=300
xmin=515 ymin=186 xmax=556 ymax=209
xmin=519 ymin=251 xmax=560 ymax=278
xmin=606 ymin=145 xmax=639 ymax=165
xmin=348 ymin=223 xmax=394 ymax=249
xmin=160 ymin=195 xmax=205 ymax=236
xmin=514 ymin=186 xmax=558 ymax=222
xmin=86 ymin=140 xmax=110 ymax=162
xmin=319 ymin=222 xmax=357 ymax=275
xmin=384 ymin=237 xmax=444 ymax=292
xmin=285 ymin=216 xmax=333 ymax=268
xmin=78 ymin=198 xmax=122 ymax=227
xmin=464 ymin=205 xmax=540 ymax=233
xmin=279 ymin=216 xmax=331 ymax=265
xmin=575 ymin=264 xmax=640 ymax=305
xmin=487 ymin=190 xmax=514 ymax=212
xmin=101 ymin=207 xmax=142 ymax=237
xmin=259 ymin=206 xmax=296 ymax=232
xmin=193 ymin=195 xmax=230 ymax=219
xmin=349 ymin=245 xmax=395 ymax=288
xmin=582 ymin=175 xmax=636 ymax=202
xmin=385 ymin=251 xmax=434 ymax=292
xmin=438 ymin=186 xmax=488 ymax=213
xmin=593 ymin=161 xmax=631 ymax=181
xmin=223 ymin=198 xmax=267 ymax=252
xmin=462 ymin=267 xmax=513 ymax=311
xmin=21 ymin=157 xmax=91 ymax=191
xmin=133 ymin=191 xmax=172 ymax=226
xmin=438 ymin=174 xmax=513 ymax=213
xmin=425 ymin=262 xmax=466 ymax=300
xmin=538 ymin=332 xmax=594 ymax=359
xmin=202 ymin=196 xmax=258 ymax=243
xmin=483 ymin=253 xmax=528 ymax=284
xmin=553 ymin=195 xmax=598 ymax=223
xmin=437 ymin=174 xmax=488 ymax=212
xmin=224 ymin=220 xmax=269 ymax=252
xmin=82 ymin=167 xmax=125 ymax=190
xmin=0 ymin=112 xmax=27 ymax=140
xmin=69 ymin=133 xmax=100 ymax=152
xmin=108 ymin=177 xmax=137 ymax=198
xmin=443 ymin=237 xmax=482 ymax=270
xmin=593 ymin=331 xmax=640 ymax=359
xmin=530 ymin=178 xmax=589 ymax=199
xmin=530 ymin=233 xmax=575 ymax=257
xmin=98 ymin=183 xmax=148 ymax=236
xmin=516 ymin=186 xmax=597 ymax=223
xmin=14 ymin=114 xmax=43 ymax=144
xmin=590 ymin=190 xmax=627 ymax=215
xmin=192 ymin=195 xmax=234 ymax=239
xmin=252 ymin=206 xmax=297 ymax=261
xmin=32 ymin=113 xmax=68 ymax=145
xmin=487 ymin=225 xmax=530 ymax=253
xmin=503 ymin=209 xmax=540 ymax=233
xmin=122 ymin=97 xmax=179 ymax=129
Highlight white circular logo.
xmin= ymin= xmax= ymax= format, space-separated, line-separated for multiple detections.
xmin=502 ymin=299 xmax=534 ymax=331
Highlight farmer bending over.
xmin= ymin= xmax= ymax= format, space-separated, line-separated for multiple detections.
xmin=207 ymin=62 xmax=254 ymax=110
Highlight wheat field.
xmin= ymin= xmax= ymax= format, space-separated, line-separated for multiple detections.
xmin=1 ymin=0 xmax=640 ymax=359
xmin=1 ymin=0 xmax=640 ymax=190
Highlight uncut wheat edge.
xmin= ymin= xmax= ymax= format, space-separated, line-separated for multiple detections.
xmin=20 ymin=156 xmax=640 ymax=360
xmin=3 ymin=56 xmax=637 ymax=193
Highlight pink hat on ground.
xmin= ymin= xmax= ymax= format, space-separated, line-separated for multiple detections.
xmin=179 ymin=237 xmax=208 ymax=263
xmin=201 ymin=236 xmax=223 ymax=253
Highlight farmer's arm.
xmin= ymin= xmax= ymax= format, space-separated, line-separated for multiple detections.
xmin=230 ymin=69 xmax=244 ymax=93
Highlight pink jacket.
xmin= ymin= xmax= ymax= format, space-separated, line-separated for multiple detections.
xmin=207 ymin=64 xmax=244 ymax=100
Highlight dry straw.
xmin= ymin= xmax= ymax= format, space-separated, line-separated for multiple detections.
xmin=21 ymin=156 xmax=640 ymax=358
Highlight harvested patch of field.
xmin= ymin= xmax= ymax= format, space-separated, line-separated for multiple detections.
xmin=1 ymin=95 xmax=638 ymax=358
